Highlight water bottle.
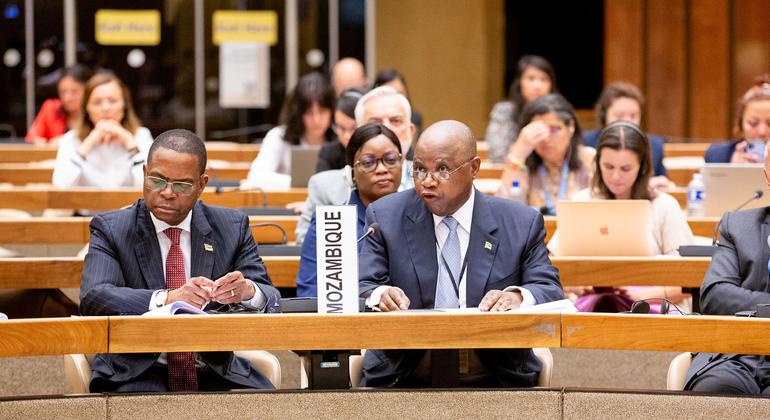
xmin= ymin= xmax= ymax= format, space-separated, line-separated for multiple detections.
xmin=508 ymin=181 xmax=526 ymax=204
xmin=687 ymin=173 xmax=705 ymax=217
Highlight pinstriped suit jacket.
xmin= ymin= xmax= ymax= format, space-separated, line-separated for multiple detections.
xmin=80 ymin=199 xmax=279 ymax=389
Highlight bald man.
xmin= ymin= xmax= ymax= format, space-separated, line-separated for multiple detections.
xmin=358 ymin=120 xmax=563 ymax=388
xmin=332 ymin=58 xmax=366 ymax=95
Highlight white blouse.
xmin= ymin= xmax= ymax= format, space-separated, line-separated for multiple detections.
xmin=52 ymin=127 xmax=153 ymax=188
xmin=244 ymin=126 xmax=317 ymax=189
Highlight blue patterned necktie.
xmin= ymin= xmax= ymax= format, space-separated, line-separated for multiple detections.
xmin=435 ymin=216 xmax=461 ymax=308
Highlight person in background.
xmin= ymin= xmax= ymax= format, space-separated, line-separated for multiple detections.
xmin=582 ymin=82 xmax=670 ymax=188
xmin=496 ymin=94 xmax=595 ymax=215
xmin=244 ymin=73 xmax=335 ymax=188
xmin=27 ymin=64 xmax=93 ymax=145
xmin=52 ymin=73 xmax=152 ymax=187
xmin=484 ymin=55 xmax=556 ymax=163
xmin=315 ymin=87 xmax=367 ymax=173
xmin=705 ymin=75 xmax=770 ymax=163
xmin=548 ymin=121 xmax=694 ymax=312
xmin=373 ymin=68 xmax=422 ymax=133
xmin=296 ymin=124 xmax=402 ymax=296
xmin=332 ymin=57 xmax=367 ymax=96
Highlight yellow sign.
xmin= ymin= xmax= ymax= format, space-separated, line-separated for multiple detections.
xmin=213 ymin=10 xmax=278 ymax=46
xmin=95 ymin=10 xmax=160 ymax=46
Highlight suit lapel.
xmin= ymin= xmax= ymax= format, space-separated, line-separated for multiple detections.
xmin=465 ymin=191 xmax=499 ymax=307
xmin=403 ymin=196 xmax=439 ymax=308
xmin=134 ymin=201 xmax=166 ymax=290
xmin=190 ymin=202 xmax=216 ymax=279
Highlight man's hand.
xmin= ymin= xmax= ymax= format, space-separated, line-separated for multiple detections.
xmin=378 ymin=287 xmax=410 ymax=312
xmin=167 ymin=277 xmax=216 ymax=308
xmin=211 ymin=271 xmax=256 ymax=304
xmin=479 ymin=289 xmax=523 ymax=312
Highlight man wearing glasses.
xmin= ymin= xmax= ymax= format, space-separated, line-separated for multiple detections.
xmin=358 ymin=120 xmax=563 ymax=388
xmin=80 ymin=129 xmax=279 ymax=393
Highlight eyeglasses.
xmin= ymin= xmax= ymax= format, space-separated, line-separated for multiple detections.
xmin=354 ymin=152 xmax=403 ymax=172
xmin=412 ymin=159 xmax=473 ymax=182
xmin=144 ymin=175 xmax=197 ymax=195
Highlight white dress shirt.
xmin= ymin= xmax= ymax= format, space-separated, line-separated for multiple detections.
xmin=368 ymin=188 xmax=535 ymax=309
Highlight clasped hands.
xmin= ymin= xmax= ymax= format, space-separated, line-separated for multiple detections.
xmin=378 ymin=288 xmax=523 ymax=312
xmin=166 ymin=271 xmax=255 ymax=308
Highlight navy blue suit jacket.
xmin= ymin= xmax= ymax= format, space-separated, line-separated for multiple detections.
xmin=358 ymin=189 xmax=563 ymax=387
xmin=80 ymin=200 xmax=279 ymax=390
xmin=583 ymin=129 xmax=667 ymax=177
xmin=704 ymin=141 xmax=738 ymax=163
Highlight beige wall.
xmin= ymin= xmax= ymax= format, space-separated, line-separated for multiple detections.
xmin=375 ymin=0 xmax=504 ymax=137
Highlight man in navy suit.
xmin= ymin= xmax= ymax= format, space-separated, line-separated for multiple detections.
xmin=358 ymin=120 xmax=563 ymax=388
xmin=80 ymin=129 xmax=279 ymax=392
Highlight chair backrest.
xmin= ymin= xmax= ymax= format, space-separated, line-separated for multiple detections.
xmin=666 ymin=352 xmax=693 ymax=390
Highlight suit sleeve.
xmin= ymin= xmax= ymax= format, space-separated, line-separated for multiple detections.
xmin=234 ymin=213 xmax=280 ymax=305
xmin=296 ymin=214 xmax=319 ymax=297
xmin=700 ymin=212 xmax=770 ymax=314
xmin=80 ymin=215 xmax=155 ymax=316
xmin=518 ymin=212 xmax=564 ymax=304
xmin=358 ymin=205 xmax=391 ymax=297
xmin=652 ymin=137 xmax=667 ymax=176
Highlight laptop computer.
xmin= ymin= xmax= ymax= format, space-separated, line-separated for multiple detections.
xmin=701 ymin=164 xmax=770 ymax=217
xmin=290 ymin=146 xmax=321 ymax=188
xmin=556 ymin=200 xmax=654 ymax=256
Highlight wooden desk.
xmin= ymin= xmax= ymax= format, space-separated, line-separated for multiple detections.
xmin=664 ymin=142 xmax=711 ymax=158
xmin=109 ymin=312 xmax=560 ymax=352
xmin=543 ymin=217 xmax=719 ymax=242
xmin=478 ymin=163 xmax=504 ymax=179
xmin=562 ymin=313 xmax=770 ymax=355
xmin=0 ymin=317 xmax=108 ymax=356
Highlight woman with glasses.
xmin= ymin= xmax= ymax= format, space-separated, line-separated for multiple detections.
xmin=296 ymin=123 xmax=403 ymax=297
xmin=52 ymin=73 xmax=152 ymax=187
xmin=496 ymin=94 xmax=595 ymax=215
xmin=315 ymin=87 xmax=367 ymax=173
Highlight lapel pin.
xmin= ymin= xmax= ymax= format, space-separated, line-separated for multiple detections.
xmin=204 ymin=243 xmax=214 ymax=252
xmin=484 ymin=241 xmax=493 ymax=250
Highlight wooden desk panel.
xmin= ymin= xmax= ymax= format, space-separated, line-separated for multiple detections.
xmin=562 ymin=313 xmax=770 ymax=355
xmin=664 ymin=142 xmax=710 ymax=158
xmin=0 ymin=142 xmax=260 ymax=163
xmin=109 ymin=312 xmax=561 ymax=352
xmin=552 ymin=256 xmax=709 ymax=288
xmin=478 ymin=163 xmax=504 ymax=179
xmin=0 ymin=317 xmax=108 ymax=356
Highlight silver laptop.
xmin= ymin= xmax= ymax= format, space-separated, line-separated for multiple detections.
xmin=702 ymin=164 xmax=770 ymax=217
xmin=290 ymin=146 xmax=321 ymax=188
xmin=556 ymin=200 xmax=654 ymax=256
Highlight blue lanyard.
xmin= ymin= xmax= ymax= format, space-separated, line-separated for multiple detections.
xmin=539 ymin=161 xmax=570 ymax=215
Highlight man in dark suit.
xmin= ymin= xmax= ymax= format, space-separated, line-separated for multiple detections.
xmin=685 ymin=142 xmax=770 ymax=394
xmin=358 ymin=120 xmax=563 ymax=388
xmin=80 ymin=129 xmax=279 ymax=393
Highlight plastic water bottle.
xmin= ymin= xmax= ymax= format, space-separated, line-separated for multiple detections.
xmin=687 ymin=173 xmax=705 ymax=217
xmin=508 ymin=181 xmax=526 ymax=204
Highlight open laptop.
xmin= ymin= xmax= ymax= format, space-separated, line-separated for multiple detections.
xmin=290 ymin=146 xmax=321 ymax=188
xmin=556 ymin=200 xmax=654 ymax=256
xmin=701 ymin=164 xmax=770 ymax=217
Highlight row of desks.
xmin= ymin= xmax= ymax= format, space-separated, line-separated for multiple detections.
xmin=0 ymin=311 xmax=765 ymax=357
xmin=0 ymin=255 xmax=711 ymax=290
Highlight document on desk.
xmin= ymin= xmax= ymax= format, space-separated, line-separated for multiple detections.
xmin=143 ymin=301 xmax=208 ymax=317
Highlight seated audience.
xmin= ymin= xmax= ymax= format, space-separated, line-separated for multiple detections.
xmin=582 ymin=82 xmax=670 ymax=187
xmin=705 ymin=75 xmax=770 ymax=163
xmin=244 ymin=72 xmax=335 ymax=188
xmin=80 ymin=129 xmax=279 ymax=392
xmin=332 ymin=57 xmax=366 ymax=95
xmin=358 ymin=120 xmax=563 ymax=388
xmin=485 ymin=55 xmax=556 ymax=163
xmin=685 ymin=141 xmax=770 ymax=395
xmin=27 ymin=64 xmax=93 ymax=145
xmin=549 ymin=121 xmax=694 ymax=312
xmin=497 ymin=94 xmax=595 ymax=215
xmin=373 ymin=68 xmax=423 ymax=133
xmin=294 ymin=86 xmax=417 ymax=244
xmin=52 ymin=73 xmax=152 ymax=187
xmin=296 ymin=124 xmax=402 ymax=296
xmin=315 ymin=87 xmax=367 ymax=173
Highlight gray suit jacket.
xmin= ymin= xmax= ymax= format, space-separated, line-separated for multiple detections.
xmin=80 ymin=200 xmax=280 ymax=389
xmin=358 ymin=188 xmax=564 ymax=387
xmin=685 ymin=207 xmax=770 ymax=386
xmin=295 ymin=168 xmax=352 ymax=245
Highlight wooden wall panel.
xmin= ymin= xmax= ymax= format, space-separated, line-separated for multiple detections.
xmin=732 ymin=0 xmax=770 ymax=118
xmin=688 ymin=0 xmax=731 ymax=139
xmin=604 ymin=0 xmax=645 ymax=88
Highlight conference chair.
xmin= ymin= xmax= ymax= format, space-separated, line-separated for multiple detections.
xmin=63 ymin=350 xmax=283 ymax=393
xmin=666 ymin=352 xmax=693 ymax=390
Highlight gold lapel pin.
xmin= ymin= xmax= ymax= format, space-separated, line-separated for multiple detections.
xmin=484 ymin=241 xmax=492 ymax=250
xmin=204 ymin=243 xmax=214 ymax=252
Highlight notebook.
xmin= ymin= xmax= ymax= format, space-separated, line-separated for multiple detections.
xmin=556 ymin=200 xmax=654 ymax=256
xmin=701 ymin=164 xmax=770 ymax=217
xmin=290 ymin=146 xmax=321 ymax=188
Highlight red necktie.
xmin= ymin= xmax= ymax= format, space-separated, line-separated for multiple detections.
xmin=164 ymin=227 xmax=198 ymax=392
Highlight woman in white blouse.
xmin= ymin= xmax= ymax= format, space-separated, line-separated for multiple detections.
xmin=244 ymin=72 xmax=335 ymax=189
xmin=549 ymin=121 xmax=694 ymax=312
xmin=52 ymin=73 xmax=152 ymax=188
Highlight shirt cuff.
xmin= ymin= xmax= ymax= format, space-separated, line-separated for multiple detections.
xmin=242 ymin=280 xmax=266 ymax=309
xmin=365 ymin=285 xmax=395 ymax=310
xmin=504 ymin=286 xmax=535 ymax=308
xmin=149 ymin=290 xmax=161 ymax=310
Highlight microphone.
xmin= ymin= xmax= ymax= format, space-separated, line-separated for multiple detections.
xmin=357 ymin=223 xmax=379 ymax=243
xmin=250 ymin=222 xmax=288 ymax=245
xmin=711 ymin=190 xmax=763 ymax=245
